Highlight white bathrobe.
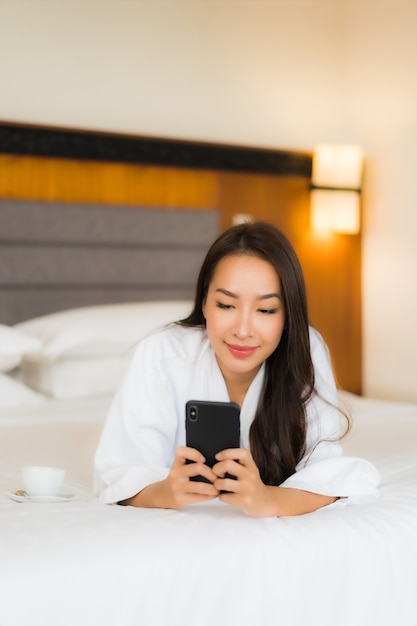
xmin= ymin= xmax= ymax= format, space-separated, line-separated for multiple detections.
xmin=94 ymin=323 xmax=379 ymax=505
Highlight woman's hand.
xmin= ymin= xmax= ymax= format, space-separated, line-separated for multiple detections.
xmin=123 ymin=447 xmax=338 ymax=515
xmin=163 ymin=446 xmax=220 ymax=507
xmin=213 ymin=448 xmax=339 ymax=517
xmin=122 ymin=446 xmax=219 ymax=509
xmin=212 ymin=448 xmax=279 ymax=517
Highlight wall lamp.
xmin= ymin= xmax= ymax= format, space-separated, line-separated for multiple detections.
xmin=310 ymin=144 xmax=363 ymax=235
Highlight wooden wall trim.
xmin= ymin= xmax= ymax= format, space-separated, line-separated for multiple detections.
xmin=0 ymin=121 xmax=311 ymax=176
xmin=0 ymin=155 xmax=219 ymax=208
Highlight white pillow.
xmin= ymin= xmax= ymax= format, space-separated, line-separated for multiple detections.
xmin=18 ymin=355 xmax=130 ymax=400
xmin=15 ymin=301 xmax=193 ymax=362
xmin=0 ymin=372 xmax=46 ymax=407
xmin=0 ymin=324 xmax=42 ymax=372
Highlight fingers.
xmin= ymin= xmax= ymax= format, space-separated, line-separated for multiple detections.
xmin=212 ymin=448 xmax=262 ymax=499
xmin=185 ymin=462 xmax=218 ymax=487
xmin=169 ymin=446 xmax=219 ymax=500
xmin=185 ymin=478 xmax=219 ymax=498
xmin=169 ymin=446 xmax=263 ymax=507
xmin=174 ymin=446 xmax=217 ymax=484
xmin=172 ymin=446 xmax=205 ymax=468
xmin=215 ymin=447 xmax=253 ymax=465
xmin=169 ymin=446 xmax=271 ymax=516
xmin=212 ymin=447 xmax=254 ymax=480
xmin=167 ymin=468 xmax=218 ymax=506
xmin=211 ymin=458 xmax=243 ymax=496
xmin=212 ymin=459 xmax=241 ymax=480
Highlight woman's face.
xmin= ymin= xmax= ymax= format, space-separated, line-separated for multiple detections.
xmin=202 ymin=254 xmax=286 ymax=388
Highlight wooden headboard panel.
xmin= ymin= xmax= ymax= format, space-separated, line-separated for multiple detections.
xmin=0 ymin=123 xmax=362 ymax=393
xmin=0 ymin=200 xmax=218 ymax=324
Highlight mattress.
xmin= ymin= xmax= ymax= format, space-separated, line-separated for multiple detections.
xmin=0 ymin=392 xmax=416 ymax=626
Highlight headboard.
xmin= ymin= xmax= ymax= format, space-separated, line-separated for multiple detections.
xmin=0 ymin=200 xmax=218 ymax=324
xmin=0 ymin=122 xmax=362 ymax=394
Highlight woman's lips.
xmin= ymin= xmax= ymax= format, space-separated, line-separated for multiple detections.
xmin=226 ymin=344 xmax=258 ymax=358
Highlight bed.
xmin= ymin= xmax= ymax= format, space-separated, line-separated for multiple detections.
xmin=0 ymin=301 xmax=416 ymax=626
xmin=0 ymin=129 xmax=415 ymax=625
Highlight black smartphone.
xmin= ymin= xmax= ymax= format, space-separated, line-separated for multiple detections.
xmin=185 ymin=400 xmax=240 ymax=483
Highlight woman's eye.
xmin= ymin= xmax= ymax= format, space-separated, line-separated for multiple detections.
xmin=259 ymin=308 xmax=278 ymax=315
xmin=216 ymin=302 xmax=233 ymax=310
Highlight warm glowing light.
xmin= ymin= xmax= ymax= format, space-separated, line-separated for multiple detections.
xmin=312 ymin=144 xmax=363 ymax=189
xmin=311 ymin=144 xmax=363 ymax=234
xmin=311 ymin=189 xmax=360 ymax=234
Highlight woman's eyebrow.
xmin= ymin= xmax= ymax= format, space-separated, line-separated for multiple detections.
xmin=215 ymin=288 xmax=237 ymax=298
xmin=259 ymin=293 xmax=281 ymax=301
xmin=215 ymin=288 xmax=281 ymax=300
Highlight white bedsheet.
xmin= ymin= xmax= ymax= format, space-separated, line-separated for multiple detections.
xmin=0 ymin=394 xmax=416 ymax=626
xmin=0 ymin=395 xmax=111 ymax=493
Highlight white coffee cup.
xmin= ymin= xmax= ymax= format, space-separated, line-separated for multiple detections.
xmin=22 ymin=466 xmax=65 ymax=497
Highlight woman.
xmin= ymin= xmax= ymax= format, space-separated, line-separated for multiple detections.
xmin=95 ymin=221 xmax=379 ymax=516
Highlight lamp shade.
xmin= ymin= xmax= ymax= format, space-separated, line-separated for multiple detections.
xmin=311 ymin=189 xmax=360 ymax=234
xmin=312 ymin=144 xmax=363 ymax=189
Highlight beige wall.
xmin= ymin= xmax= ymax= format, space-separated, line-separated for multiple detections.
xmin=0 ymin=0 xmax=346 ymax=148
xmin=0 ymin=0 xmax=416 ymax=401
xmin=343 ymin=0 xmax=417 ymax=402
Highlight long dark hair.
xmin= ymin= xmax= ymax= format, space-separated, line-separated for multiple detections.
xmin=180 ymin=221 xmax=314 ymax=486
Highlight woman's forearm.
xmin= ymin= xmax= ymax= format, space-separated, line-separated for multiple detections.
xmin=119 ymin=480 xmax=168 ymax=508
xmin=119 ymin=475 xmax=338 ymax=516
xmin=120 ymin=473 xmax=219 ymax=509
xmin=269 ymin=486 xmax=338 ymax=516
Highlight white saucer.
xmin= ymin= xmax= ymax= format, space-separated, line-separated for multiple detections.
xmin=7 ymin=491 xmax=74 ymax=503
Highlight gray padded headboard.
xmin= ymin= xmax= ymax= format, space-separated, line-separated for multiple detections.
xmin=0 ymin=200 xmax=219 ymax=324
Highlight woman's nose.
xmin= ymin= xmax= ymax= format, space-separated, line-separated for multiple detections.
xmin=233 ymin=310 xmax=254 ymax=338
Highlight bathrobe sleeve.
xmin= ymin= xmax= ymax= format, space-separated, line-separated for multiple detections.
xmin=94 ymin=328 xmax=188 ymax=504
xmin=280 ymin=328 xmax=380 ymax=504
